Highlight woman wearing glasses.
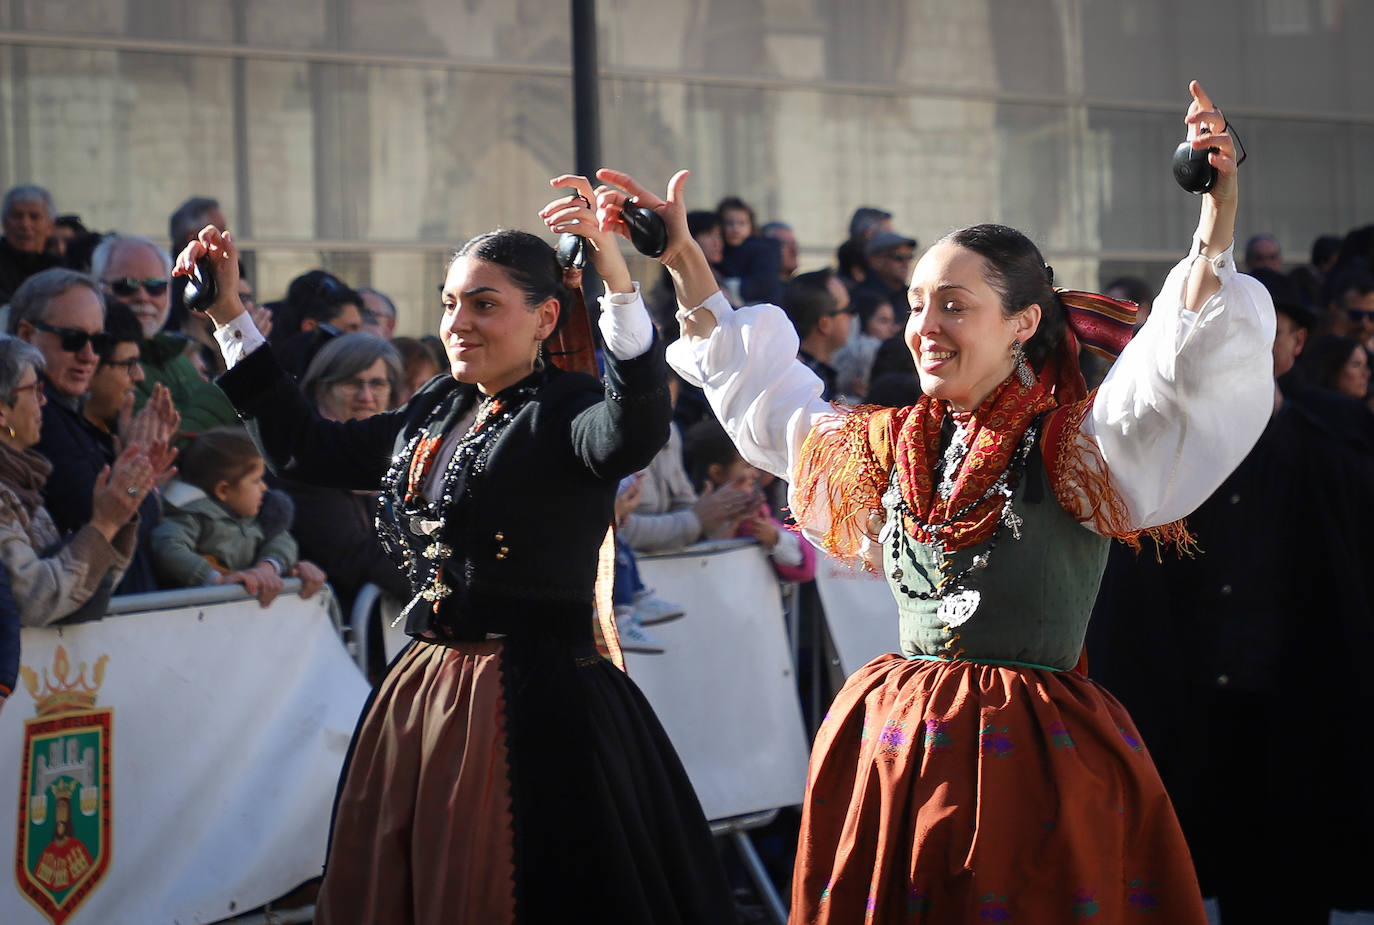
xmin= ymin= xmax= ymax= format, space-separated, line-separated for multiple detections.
xmin=92 ymin=233 xmax=240 ymax=433
xmin=600 ymin=81 xmax=1273 ymax=923
xmin=0 ymin=327 xmax=168 ymax=627
xmin=275 ymin=333 xmax=411 ymax=659
xmin=175 ymin=174 xmax=735 ymax=924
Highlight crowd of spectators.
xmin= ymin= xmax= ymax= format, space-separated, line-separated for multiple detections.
xmin=0 ymin=184 xmax=413 ymax=702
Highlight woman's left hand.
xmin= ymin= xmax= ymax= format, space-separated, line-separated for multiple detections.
xmin=539 ymin=175 xmax=634 ymax=294
xmin=1182 ymin=80 xmax=1241 ymax=307
xmin=1185 ymin=80 xmax=1240 ymax=209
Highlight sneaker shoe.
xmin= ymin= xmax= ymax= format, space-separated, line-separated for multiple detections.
xmin=633 ymin=594 xmax=686 ymax=626
xmin=616 ymin=613 xmax=666 ymax=654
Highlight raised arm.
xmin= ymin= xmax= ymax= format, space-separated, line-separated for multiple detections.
xmin=592 ymin=168 xmax=839 ymax=486
xmin=1058 ymin=81 xmax=1274 ymax=532
xmin=538 ymin=174 xmax=673 ymax=480
xmin=1181 ymin=80 xmax=1240 ymax=312
xmin=173 ymin=227 xmax=411 ymax=490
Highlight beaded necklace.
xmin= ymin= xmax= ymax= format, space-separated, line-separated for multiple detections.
xmin=377 ymin=385 xmax=538 ymax=625
xmin=880 ymin=415 xmax=1040 ymax=628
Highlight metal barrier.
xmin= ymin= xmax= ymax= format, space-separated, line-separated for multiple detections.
xmin=105 ymin=578 xmax=343 ymax=628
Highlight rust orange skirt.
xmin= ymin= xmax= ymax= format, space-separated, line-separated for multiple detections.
xmin=791 ymin=654 xmax=1208 ymax=924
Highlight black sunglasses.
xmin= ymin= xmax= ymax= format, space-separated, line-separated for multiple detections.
xmin=1348 ymin=309 xmax=1374 ymax=322
xmin=31 ymin=320 xmax=112 ymax=354
xmin=107 ymin=276 xmax=169 ymax=298
xmin=100 ymin=356 xmax=142 ymax=373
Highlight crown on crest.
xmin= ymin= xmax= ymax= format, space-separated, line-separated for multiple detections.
xmin=18 ymin=646 xmax=107 ymax=716
xmin=50 ymin=778 xmax=77 ymax=801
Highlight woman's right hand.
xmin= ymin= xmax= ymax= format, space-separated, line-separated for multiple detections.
xmin=594 ymin=168 xmax=696 ymax=268
xmin=172 ymin=225 xmax=244 ymax=328
xmin=595 ymin=168 xmax=723 ymax=336
xmin=90 ymin=443 xmax=157 ymax=540
xmin=539 ymin=175 xmax=634 ymax=294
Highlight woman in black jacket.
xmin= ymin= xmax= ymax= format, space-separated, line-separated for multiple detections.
xmin=175 ymin=177 xmax=735 ymax=925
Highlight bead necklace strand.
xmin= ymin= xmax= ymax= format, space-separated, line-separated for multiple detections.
xmin=880 ymin=417 xmax=1040 ymax=628
xmin=378 ymin=386 xmax=537 ymax=625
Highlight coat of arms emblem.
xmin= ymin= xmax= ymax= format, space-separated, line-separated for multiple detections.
xmin=14 ymin=645 xmax=112 ymax=925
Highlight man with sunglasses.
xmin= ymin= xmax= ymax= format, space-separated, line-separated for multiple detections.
xmin=1323 ymin=267 xmax=1374 ymax=348
xmin=9 ymin=271 xmax=173 ymax=597
xmin=92 ymin=234 xmax=238 ymax=434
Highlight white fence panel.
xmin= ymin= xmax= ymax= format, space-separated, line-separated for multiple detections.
xmin=633 ymin=540 xmax=811 ymax=821
xmin=0 ymin=590 xmax=368 ymax=925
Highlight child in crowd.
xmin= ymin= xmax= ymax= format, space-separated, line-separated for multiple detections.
xmin=684 ymin=418 xmax=816 ymax=583
xmin=612 ymin=472 xmax=685 ymax=654
xmin=150 ymin=428 xmax=325 ymax=606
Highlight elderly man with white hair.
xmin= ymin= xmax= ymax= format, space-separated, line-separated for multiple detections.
xmin=0 ymin=184 xmax=62 ymax=305
xmin=91 ymin=233 xmax=239 ymax=433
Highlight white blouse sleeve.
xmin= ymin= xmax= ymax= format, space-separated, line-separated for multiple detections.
xmin=212 ymin=312 xmax=267 ymax=369
xmin=1085 ymin=240 xmax=1275 ymax=529
xmin=596 ymin=282 xmax=654 ymax=360
xmin=666 ymin=290 xmax=839 ymax=482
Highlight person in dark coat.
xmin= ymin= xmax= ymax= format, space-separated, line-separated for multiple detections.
xmin=271 ymin=270 xmax=367 ymax=377
xmin=1088 ymin=277 xmax=1374 ymax=923
xmin=175 ymin=180 xmax=737 ymax=925
xmin=0 ymin=562 xmax=19 ymax=710
xmin=12 ymin=275 xmax=172 ymax=596
xmin=716 ymin=195 xmax=784 ymax=306
xmin=0 ymin=185 xmax=61 ymax=305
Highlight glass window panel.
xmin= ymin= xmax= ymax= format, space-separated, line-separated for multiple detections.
xmin=993 ymin=104 xmax=1081 ymax=252
xmin=10 ymin=1 xmax=240 ymax=45
xmin=600 ymin=79 xmax=1003 ymax=271
xmin=338 ymin=0 xmax=571 ymax=62
xmin=1236 ymin=116 xmax=1354 ymax=268
xmin=1084 ymin=107 xmax=1195 ymax=257
xmin=1349 ymin=126 xmax=1374 ymax=229
xmin=598 ymin=0 xmax=1001 ymax=92
xmin=243 ymin=59 xmax=316 ymax=239
xmin=0 ymin=46 xmax=236 ymax=242
xmin=245 ymin=60 xmax=573 ymax=243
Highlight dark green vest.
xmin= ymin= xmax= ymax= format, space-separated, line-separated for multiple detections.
xmin=885 ymin=452 xmax=1109 ymax=669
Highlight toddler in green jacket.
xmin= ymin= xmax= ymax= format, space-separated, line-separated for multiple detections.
xmin=151 ymin=428 xmax=326 ymax=605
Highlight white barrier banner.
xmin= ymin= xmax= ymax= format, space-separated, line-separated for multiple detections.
xmin=814 ymin=553 xmax=900 ymax=677
xmin=0 ymin=592 xmax=369 ymax=925
xmin=633 ymin=542 xmax=811 ymax=821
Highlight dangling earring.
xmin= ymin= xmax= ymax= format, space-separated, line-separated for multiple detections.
xmin=532 ymin=345 xmax=546 ymax=374
xmin=1011 ymin=340 xmax=1034 ymax=387
xmin=5 ymin=426 xmax=13 ymax=439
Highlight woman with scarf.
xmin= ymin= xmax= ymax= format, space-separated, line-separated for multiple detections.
xmin=594 ymin=81 xmax=1274 ymax=922
xmin=175 ymin=174 xmax=735 ymax=924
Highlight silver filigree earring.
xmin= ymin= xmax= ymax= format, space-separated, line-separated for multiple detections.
xmin=1011 ymin=340 xmax=1034 ymax=387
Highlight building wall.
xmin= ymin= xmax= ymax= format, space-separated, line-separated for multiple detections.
xmin=2 ymin=0 xmax=1371 ymax=335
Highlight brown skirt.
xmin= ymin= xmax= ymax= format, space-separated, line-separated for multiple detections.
xmin=790 ymin=654 xmax=1208 ymax=924
xmin=316 ymin=635 xmax=736 ymax=925
xmin=317 ymin=639 xmax=517 ymax=924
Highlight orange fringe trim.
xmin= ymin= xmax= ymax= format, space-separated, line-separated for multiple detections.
xmin=792 ymin=405 xmax=911 ymax=564
xmin=1042 ymin=394 xmax=1196 ymax=558
xmin=795 ymin=396 xmax=1197 ymax=567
